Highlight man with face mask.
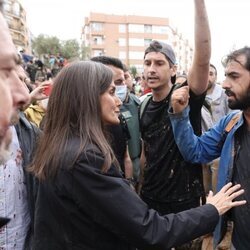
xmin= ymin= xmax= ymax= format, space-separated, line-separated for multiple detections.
xmin=115 ymin=84 xmax=127 ymax=102
xmin=170 ymin=46 xmax=250 ymax=249
xmin=91 ymin=56 xmax=136 ymax=185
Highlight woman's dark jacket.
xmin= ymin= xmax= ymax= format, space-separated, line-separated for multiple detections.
xmin=33 ymin=137 xmax=219 ymax=250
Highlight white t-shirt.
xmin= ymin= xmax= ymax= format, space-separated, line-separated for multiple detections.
xmin=206 ymin=83 xmax=230 ymax=124
xmin=0 ymin=126 xmax=30 ymax=249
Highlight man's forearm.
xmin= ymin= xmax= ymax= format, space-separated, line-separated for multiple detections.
xmin=188 ymin=0 xmax=211 ymax=95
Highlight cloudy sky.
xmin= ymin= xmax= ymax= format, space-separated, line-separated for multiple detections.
xmin=19 ymin=0 xmax=250 ymax=81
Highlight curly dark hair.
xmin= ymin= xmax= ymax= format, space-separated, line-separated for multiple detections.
xmin=222 ymin=46 xmax=250 ymax=71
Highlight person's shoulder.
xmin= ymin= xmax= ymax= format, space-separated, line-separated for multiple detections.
xmin=217 ymin=111 xmax=242 ymax=130
xmin=214 ymin=83 xmax=223 ymax=91
xmin=209 ymin=83 xmax=225 ymax=99
xmin=25 ymin=104 xmax=44 ymax=112
xmin=76 ymin=145 xmax=106 ymax=172
xmin=19 ymin=112 xmax=40 ymax=131
xmin=216 ymin=84 xmax=228 ymax=99
xmin=65 ymin=138 xmax=101 ymax=154
xmin=139 ymin=93 xmax=153 ymax=118
xmin=61 ymin=138 xmax=104 ymax=168
xmin=224 ymin=111 xmax=241 ymax=120
xmin=129 ymin=93 xmax=141 ymax=105
xmin=139 ymin=92 xmax=152 ymax=104
xmin=76 ymin=142 xmax=103 ymax=161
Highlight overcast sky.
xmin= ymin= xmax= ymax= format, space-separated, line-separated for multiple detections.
xmin=19 ymin=0 xmax=250 ymax=81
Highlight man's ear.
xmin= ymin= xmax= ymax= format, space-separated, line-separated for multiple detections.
xmin=171 ymin=64 xmax=177 ymax=77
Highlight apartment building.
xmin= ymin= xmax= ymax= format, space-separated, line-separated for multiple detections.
xmin=2 ymin=0 xmax=30 ymax=52
xmin=82 ymin=12 xmax=193 ymax=74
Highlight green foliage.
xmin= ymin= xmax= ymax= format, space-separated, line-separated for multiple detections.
xmin=81 ymin=45 xmax=91 ymax=60
xmin=32 ymin=34 xmax=61 ymax=56
xmin=130 ymin=65 xmax=137 ymax=79
xmin=32 ymin=34 xmax=80 ymax=60
xmin=61 ymin=39 xmax=80 ymax=59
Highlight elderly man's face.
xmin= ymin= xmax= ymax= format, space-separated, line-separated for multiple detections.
xmin=0 ymin=14 xmax=15 ymax=142
xmin=0 ymin=13 xmax=30 ymax=161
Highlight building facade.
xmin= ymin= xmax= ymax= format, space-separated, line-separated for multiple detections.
xmin=2 ymin=0 xmax=30 ymax=53
xmin=82 ymin=12 xmax=193 ymax=74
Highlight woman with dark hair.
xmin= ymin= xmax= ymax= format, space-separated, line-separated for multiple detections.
xmin=30 ymin=61 xmax=245 ymax=250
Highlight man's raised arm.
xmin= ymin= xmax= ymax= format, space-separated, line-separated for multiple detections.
xmin=188 ymin=0 xmax=211 ymax=95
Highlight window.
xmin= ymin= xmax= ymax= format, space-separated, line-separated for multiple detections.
xmin=129 ymin=38 xmax=144 ymax=46
xmin=93 ymin=49 xmax=104 ymax=57
xmin=152 ymin=25 xmax=169 ymax=34
xmin=118 ymin=38 xmax=126 ymax=46
xmin=91 ymin=22 xmax=103 ymax=32
xmin=129 ymin=24 xmax=144 ymax=33
xmin=93 ymin=36 xmax=103 ymax=45
xmin=144 ymin=39 xmax=152 ymax=46
xmin=119 ymin=51 xmax=126 ymax=60
xmin=129 ymin=51 xmax=144 ymax=60
xmin=144 ymin=25 xmax=152 ymax=33
xmin=119 ymin=24 xmax=126 ymax=33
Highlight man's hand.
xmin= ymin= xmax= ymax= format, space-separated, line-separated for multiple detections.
xmin=171 ymin=86 xmax=190 ymax=113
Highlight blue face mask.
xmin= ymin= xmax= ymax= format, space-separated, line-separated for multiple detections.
xmin=115 ymin=85 xmax=127 ymax=102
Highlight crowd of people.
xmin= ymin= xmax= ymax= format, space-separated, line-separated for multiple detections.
xmin=20 ymin=50 xmax=66 ymax=90
xmin=0 ymin=0 xmax=249 ymax=249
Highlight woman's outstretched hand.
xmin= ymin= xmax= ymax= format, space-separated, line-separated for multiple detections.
xmin=206 ymin=182 xmax=246 ymax=216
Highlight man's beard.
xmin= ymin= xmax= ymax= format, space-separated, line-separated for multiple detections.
xmin=10 ymin=110 xmax=20 ymax=125
xmin=0 ymin=111 xmax=19 ymax=165
xmin=0 ymin=128 xmax=12 ymax=165
xmin=226 ymin=88 xmax=250 ymax=110
xmin=207 ymin=81 xmax=213 ymax=90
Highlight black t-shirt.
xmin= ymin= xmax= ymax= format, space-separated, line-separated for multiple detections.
xmin=140 ymin=84 xmax=205 ymax=203
xmin=232 ymin=124 xmax=250 ymax=249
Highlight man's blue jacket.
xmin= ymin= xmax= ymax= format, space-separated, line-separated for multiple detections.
xmin=169 ymin=106 xmax=243 ymax=246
